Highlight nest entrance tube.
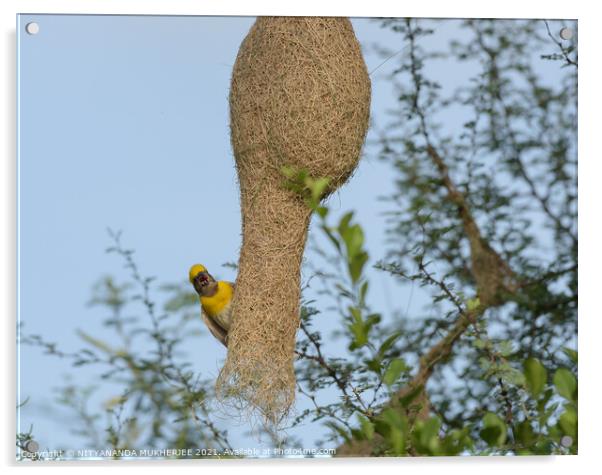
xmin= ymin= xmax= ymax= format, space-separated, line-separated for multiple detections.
xmin=217 ymin=17 xmax=371 ymax=425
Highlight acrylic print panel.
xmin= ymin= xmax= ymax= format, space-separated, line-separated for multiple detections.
xmin=17 ymin=14 xmax=577 ymax=460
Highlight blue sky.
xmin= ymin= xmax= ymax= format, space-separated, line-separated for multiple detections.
xmin=17 ymin=14 xmax=572 ymax=456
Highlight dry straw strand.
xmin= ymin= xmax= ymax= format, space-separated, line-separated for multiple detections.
xmin=217 ymin=16 xmax=371 ymax=426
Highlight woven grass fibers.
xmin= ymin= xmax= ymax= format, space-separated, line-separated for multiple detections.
xmin=217 ymin=16 xmax=371 ymax=425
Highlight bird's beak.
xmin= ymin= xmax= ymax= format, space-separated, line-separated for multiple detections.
xmin=192 ymin=271 xmax=210 ymax=294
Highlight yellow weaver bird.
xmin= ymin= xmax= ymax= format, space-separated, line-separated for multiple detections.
xmin=189 ymin=264 xmax=234 ymax=347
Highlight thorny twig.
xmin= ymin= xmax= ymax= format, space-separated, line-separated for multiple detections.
xmin=296 ymin=321 xmax=371 ymax=416
xmin=543 ymin=20 xmax=577 ymax=67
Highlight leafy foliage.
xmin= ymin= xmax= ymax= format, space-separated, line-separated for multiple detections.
xmin=291 ymin=18 xmax=577 ymax=456
xmin=19 ymin=231 xmax=234 ymax=460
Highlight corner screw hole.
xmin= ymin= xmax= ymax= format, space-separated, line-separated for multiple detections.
xmin=25 ymin=22 xmax=40 ymax=35
xmin=559 ymin=27 xmax=573 ymax=41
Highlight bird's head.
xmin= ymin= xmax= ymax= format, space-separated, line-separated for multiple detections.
xmin=189 ymin=264 xmax=217 ymax=296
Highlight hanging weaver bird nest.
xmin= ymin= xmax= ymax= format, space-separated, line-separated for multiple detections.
xmin=216 ymin=16 xmax=371 ymax=425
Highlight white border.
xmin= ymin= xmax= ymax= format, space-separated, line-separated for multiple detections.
xmin=2 ymin=1 xmax=599 ymax=474
xmin=0 ymin=0 xmax=582 ymax=18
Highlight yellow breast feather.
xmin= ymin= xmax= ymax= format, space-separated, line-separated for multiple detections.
xmin=200 ymin=281 xmax=234 ymax=327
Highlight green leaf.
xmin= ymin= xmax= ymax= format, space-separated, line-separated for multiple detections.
xmin=480 ymin=413 xmax=507 ymax=447
xmin=341 ymin=224 xmax=365 ymax=260
xmin=378 ymin=408 xmax=408 ymax=432
xmin=398 ymin=384 xmax=424 ymax=407
xmin=315 ymin=205 xmax=328 ymax=218
xmin=376 ymin=408 xmax=407 ymax=455
xmin=383 ymin=359 xmax=408 ymax=387
xmin=414 ymin=417 xmax=441 ymax=454
xmin=338 ymin=212 xmax=354 ymax=236
xmin=310 ymin=177 xmax=330 ymax=203
xmin=466 ymin=297 xmax=481 ymax=312
xmin=359 ymin=281 xmax=369 ymax=306
xmin=498 ymin=340 xmax=514 ymax=357
xmin=523 ymin=357 xmax=547 ymax=398
xmin=349 ymin=251 xmax=369 ymax=284
xmin=365 ymin=357 xmax=383 ymax=373
xmin=562 ymin=347 xmax=578 ymax=365
xmin=357 ymin=414 xmax=374 ymax=441
xmin=348 ymin=306 xmax=368 ymax=349
xmin=558 ymin=406 xmax=577 ymax=438
xmin=365 ymin=313 xmax=381 ymax=328
xmin=473 ymin=338 xmax=487 ymax=350
xmin=349 ymin=306 xmax=362 ymax=322
xmin=504 ymin=367 xmax=526 ymax=386
xmin=440 ymin=427 xmax=472 ymax=455
xmin=554 ymin=368 xmax=577 ymax=402
xmin=515 ymin=420 xmax=536 ymax=447
xmin=348 ymin=322 xmax=368 ymax=349
xmin=378 ymin=331 xmax=403 ymax=357
xmin=387 ymin=427 xmax=405 ymax=455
